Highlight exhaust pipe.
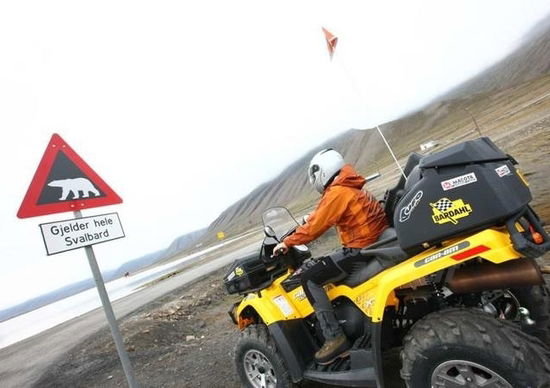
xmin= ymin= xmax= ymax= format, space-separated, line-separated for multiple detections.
xmin=448 ymin=258 xmax=544 ymax=294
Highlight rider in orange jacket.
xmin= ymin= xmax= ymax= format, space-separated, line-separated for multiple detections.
xmin=273 ymin=149 xmax=388 ymax=364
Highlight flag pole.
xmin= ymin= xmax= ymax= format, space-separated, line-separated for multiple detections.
xmin=375 ymin=125 xmax=406 ymax=179
xmin=339 ymin=60 xmax=407 ymax=180
xmin=322 ymin=27 xmax=407 ymax=180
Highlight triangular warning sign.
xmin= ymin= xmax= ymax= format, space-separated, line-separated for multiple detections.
xmin=17 ymin=134 xmax=122 ymax=218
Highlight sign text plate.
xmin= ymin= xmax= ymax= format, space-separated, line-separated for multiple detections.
xmin=40 ymin=212 xmax=125 ymax=255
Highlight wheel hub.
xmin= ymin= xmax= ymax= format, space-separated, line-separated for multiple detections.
xmin=243 ymin=349 xmax=277 ymax=388
xmin=431 ymin=359 xmax=512 ymax=388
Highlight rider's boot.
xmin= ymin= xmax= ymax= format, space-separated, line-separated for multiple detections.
xmin=315 ymin=311 xmax=350 ymax=365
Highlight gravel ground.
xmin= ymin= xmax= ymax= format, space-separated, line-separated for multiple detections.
xmin=33 ymin=265 xmax=414 ymax=388
xmin=31 ymin=82 xmax=550 ymax=388
xmin=34 ymin=267 xmax=242 ymax=388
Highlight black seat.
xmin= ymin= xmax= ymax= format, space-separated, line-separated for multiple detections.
xmin=281 ymin=229 xmax=409 ymax=292
xmin=382 ymin=153 xmax=423 ymax=227
xmin=339 ymin=228 xmax=409 ymax=288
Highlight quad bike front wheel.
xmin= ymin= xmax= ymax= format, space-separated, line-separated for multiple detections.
xmin=234 ymin=324 xmax=296 ymax=388
xmin=401 ymin=308 xmax=550 ymax=387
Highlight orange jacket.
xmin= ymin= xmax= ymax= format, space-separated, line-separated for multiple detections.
xmin=284 ymin=164 xmax=388 ymax=249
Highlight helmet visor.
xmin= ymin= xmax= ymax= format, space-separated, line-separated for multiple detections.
xmin=309 ymin=164 xmax=319 ymax=184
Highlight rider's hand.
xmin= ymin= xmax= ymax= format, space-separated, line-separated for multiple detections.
xmin=272 ymin=242 xmax=289 ymax=257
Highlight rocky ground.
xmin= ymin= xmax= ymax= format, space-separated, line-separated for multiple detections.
xmin=32 ymin=85 xmax=550 ymax=388
xmin=34 ymin=263 xmax=414 ymax=388
xmin=34 ymin=259 xmax=550 ymax=388
xmin=35 ymin=267 xmax=242 ymax=387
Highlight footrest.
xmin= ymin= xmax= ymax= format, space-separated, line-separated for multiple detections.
xmin=303 ymin=349 xmax=377 ymax=387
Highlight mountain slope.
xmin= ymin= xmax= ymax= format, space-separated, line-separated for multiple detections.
xmin=441 ymin=14 xmax=550 ymax=100
xmin=202 ymin=16 xmax=550 ymax=243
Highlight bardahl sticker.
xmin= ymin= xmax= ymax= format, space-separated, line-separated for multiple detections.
xmin=399 ymin=190 xmax=423 ymax=222
xmin=441 ymin=172 xmax=477 ymax=191
xmin=415 ymin=241 xmax=470 ymax=267
xmin=495 ymin=165 xmax=511 ymax=177
xmin=430 ymin=197 xmax=472 ymax=225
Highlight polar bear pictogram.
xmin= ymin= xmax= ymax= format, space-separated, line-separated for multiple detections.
xmin=47 ymin=178 xmax=100 ymax=200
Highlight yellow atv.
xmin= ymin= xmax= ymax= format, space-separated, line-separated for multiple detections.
xmin=224 ymin=138 xmax=550 ymax=388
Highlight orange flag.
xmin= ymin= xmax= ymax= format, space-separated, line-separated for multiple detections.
xmin=322 ymin=27 xmax=338 ymax=60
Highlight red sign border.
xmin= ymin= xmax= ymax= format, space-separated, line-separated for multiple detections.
xmin=17 ymin=134 xmax=123 ymax=218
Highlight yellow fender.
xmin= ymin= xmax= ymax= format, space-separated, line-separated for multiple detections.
xmin=235 ymin=227 xmax=521 ymax=326
xmin=332 ymin=227 xmax=521 ymax=322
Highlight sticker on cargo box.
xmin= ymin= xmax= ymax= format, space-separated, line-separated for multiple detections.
xmin=430 ymin=197 xmax=472 ymax=225
xmin=441 ymin=172 xmax=477 ymax=191
xmin=235 ymin=267 xmax=244 ymax=277
xmin=495 ymin=165 xmax=511 ymax=177
xmin=399 ymin=190 xmax=423 ymax=222
xmin=273 ymin=295 xmax=294 ymax=317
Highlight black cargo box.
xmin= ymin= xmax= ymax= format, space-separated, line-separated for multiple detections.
xmin=224 ymin=252 xmax=287 ymax=295
xmin=394 ymin=138 xmax=531 ymax=252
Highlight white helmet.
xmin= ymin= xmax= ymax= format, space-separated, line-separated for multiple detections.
xmin=308 ymin=149 xmax=345 ymax=193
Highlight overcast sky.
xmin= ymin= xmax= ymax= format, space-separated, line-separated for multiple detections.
xmin=1 ymin=0 xmax=549 ymax=310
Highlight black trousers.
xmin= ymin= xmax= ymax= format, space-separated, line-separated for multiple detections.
xmin=300 ymin=248 xmax=361 ymax=340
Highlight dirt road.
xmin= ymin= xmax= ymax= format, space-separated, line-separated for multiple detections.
xmin=0 ymin=243 xmax=257 ymax=388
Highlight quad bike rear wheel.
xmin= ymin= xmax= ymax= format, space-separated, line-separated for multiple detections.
xmin=401 ymin=308 xmax=550 ymax=388
xmin=234 ymin=324 xmax=296 ymax=388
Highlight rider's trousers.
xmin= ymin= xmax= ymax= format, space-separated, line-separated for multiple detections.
xmin=300 ymin=248 xmax=361 ymax=340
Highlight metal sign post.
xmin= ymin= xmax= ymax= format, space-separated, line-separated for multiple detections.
xmin=17 ymin=134 xmax=135 ymax=386
xmin=74 ymin=210 xmax=138 ymax=388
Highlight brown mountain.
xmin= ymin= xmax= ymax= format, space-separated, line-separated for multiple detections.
xmin=441 ymin=14 xmax=550 ymax=100
xmin=202 ymin=15 xmax=550 ymax=243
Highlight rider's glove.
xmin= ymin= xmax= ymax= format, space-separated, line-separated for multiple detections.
xmin=272 ymin=242 xmax=289 ymax=257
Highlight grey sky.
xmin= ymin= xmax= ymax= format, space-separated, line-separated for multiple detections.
xmin=1 ymin=0 xmax=549 ymax=309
